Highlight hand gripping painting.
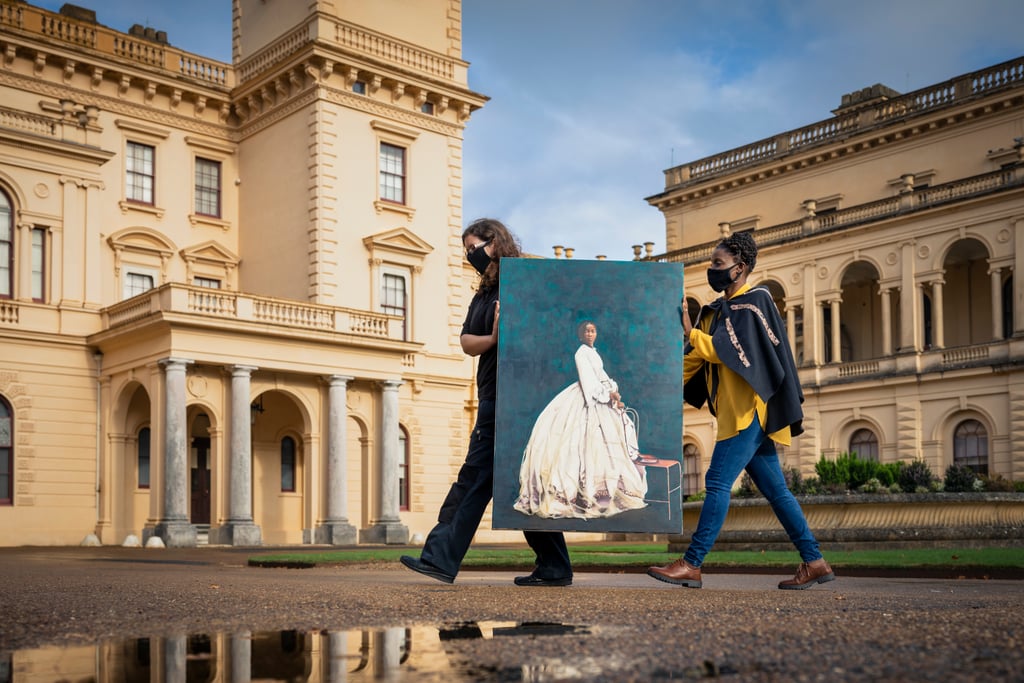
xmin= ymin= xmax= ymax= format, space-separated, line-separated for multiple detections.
xmin=493 ymin=258 xmax=684 ymax=534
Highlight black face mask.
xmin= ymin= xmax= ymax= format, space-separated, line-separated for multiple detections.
xmin=467 ymin=242 xmax=492 ymax=274
xmin=707 ymin=264 xmax=739 ymax=293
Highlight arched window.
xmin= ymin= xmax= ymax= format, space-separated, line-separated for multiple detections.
xmin=280 ymin=436 xmax=296 ymax=492
xmin=399 ymin=427 xmax=410 ymax=511
xmin=953 ymin=419 xmax=988 ymax=475
xmin=849 ymin=428 xmax=879 ymax=461
xmin=0 ymin=190 xmax=12 ymax=299
xmin=137 ymin=427 xmax=150 ymax=489
xmin=683 ymin=443 xmax=700 ymax=496
xmin=0 ymin=395 xmax=12 ymax=504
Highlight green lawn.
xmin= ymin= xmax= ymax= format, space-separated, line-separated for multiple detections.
xmin=248 ymin=543 xmax=1024 ymax=573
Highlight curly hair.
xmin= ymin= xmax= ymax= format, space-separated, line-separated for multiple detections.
xmin=462 ymin=217 xmax=522 ymax=290
xmin=717 ymin=231 xmax=758 ymax=272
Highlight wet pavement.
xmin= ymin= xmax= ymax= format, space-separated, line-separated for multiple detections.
xmin=1 ymin=545 xmax=1022 ymax=681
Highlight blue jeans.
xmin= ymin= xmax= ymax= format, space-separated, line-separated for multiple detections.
xmin=684 ymin=417 xmax=822 ymax=567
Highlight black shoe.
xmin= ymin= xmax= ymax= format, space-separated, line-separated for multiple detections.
xmin=513 ymin=573 xmax=572 ymax=587
xmin=400 ymin=555 xmax=455 ymax=584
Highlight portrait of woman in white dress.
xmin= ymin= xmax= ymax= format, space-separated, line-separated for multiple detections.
xmin=514 ymin=321 xmax=648 ymax=519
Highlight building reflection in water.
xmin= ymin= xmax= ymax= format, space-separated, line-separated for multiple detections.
xmin=3 ymin=622 xmax=591 ymax=682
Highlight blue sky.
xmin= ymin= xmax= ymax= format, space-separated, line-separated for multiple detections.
xmin=32 ymin=0 xmax=1024 ymax=260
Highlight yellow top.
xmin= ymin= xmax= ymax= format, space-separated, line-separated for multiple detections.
xmin=684 ymin=283 xmax=792 ymax=446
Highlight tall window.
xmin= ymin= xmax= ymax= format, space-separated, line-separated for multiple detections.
xmin=124 ymin=272 xmax=154 ymax=299
xmin=30 ymin=228 xmax=45 ymax=302
xmin=0 ymin=396 xmax=12 ymax=505
xmin=398 ymin=427 xmax=409 ymax=511
xmin=137 ymin=427 xmax=150 ymax=489
xmin=849 ymin=428 xmax=879 ymax=461
xmin=382 ymin=272 xmax=407 ymax=340
xmin=0 ymin=191 xmax=11 ymax=299
xmin=954 ymin=419 xmax=988 ymax=475
xmin=683 ymin=443 xmax=700 ymax=497
xmin=194 ymin=157 xmax=221 ymax=217
xmin=281 ymin=436 xmax=296 ymax=492
xmin=126 ymin=142 xmax=155 ymax=204
xmin=379 ymin=143 xmax=406 ymax=204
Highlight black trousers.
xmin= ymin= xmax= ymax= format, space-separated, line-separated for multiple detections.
xmin=420 ymin=399 xmax=572 ymax=579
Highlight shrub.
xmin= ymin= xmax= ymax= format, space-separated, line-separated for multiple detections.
xmin=897 ymin=459 xmax=938 ymax=493
xmin=685 ymin=490 xmax=706 ymax=502
xmin=736 ymin=473 xmax=760 ymax=498
xmin=980 ymin=474 xmax=1016 ymax=492
xmin=815 ymin=452 xmax=898 ymax=492
xmin=858 ymin=477 xmax=887 ymax=494
xmin=944 ymin=464 xmax=978 ymax=492
xmin=783 ymin=466 xmax=804 ymax=495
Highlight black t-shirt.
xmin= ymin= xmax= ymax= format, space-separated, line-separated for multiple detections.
xmin=462 ymin=285 xmax=498 ymax=400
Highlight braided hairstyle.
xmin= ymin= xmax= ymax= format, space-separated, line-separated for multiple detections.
xmin=462 ymin=217 xmax=522 ymax=290
xmin=717 ymin=231 xmax=758 ymax=273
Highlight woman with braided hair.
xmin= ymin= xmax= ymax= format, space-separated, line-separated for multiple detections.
xmin=647 ymin=231 xmax=834 ymax=590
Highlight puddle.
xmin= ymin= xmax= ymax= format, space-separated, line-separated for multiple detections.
xmin=1 ymin=622 xmax=595 ymax=682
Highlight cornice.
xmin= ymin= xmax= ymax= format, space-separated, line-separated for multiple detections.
xmin=0 ymin=68 xmax=233 ymax=140
xmin=649 ymin=91 xmax=1024 ymax=211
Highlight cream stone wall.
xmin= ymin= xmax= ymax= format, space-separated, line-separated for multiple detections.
xmin=0 ymin=0 xmax=503 ymax=547
xmin=649 ymin=57 xmax=1024 ymax=488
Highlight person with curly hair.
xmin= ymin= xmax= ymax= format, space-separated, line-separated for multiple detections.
xmin=401 ymin=218 xmax=573 ymax=587
xmin=647 ymin=231 xmax=834 ymax=590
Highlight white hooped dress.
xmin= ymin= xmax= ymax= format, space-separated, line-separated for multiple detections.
xmin=514 ymin=344 xmax=647 ymax=519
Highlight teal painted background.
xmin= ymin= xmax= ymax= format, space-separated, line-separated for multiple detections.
xmin=493 ymin=258 xmax=684 ymax=533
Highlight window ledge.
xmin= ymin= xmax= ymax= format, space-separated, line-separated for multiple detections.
xmin=189 ymin=214 xmax=231 ymax=231
xmin=374 ymin=200 xmax=415 ymax=219
xmin=119 ymin=201 xmax=165 ymax=219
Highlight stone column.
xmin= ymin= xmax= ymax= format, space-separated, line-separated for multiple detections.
xmin=16 ymin=223 xmax=32 ymax=301
xmin=216 ymin=365 xmax=262 ymax=545
xmin=1015 ymin=219 xmax=1024 ymax=336
xmin=359 ymin=380 xmax=408 ymax=544
xmin=323 ymin=632 xmax=349 ymax=683
xmin=931 ymin=280 xmax=945 ymax=349
xmin=316 ymin=375 xmax=357 ymax=545
xmin=153 ymin=358 xmax=196 ymax=547
xmin=990 ymin=267 xmax=1003 ymax=340
xmin=802 ymin=263 xmax=819 ymax=365
xmin=829 ymin=298 xmax=842 ymax=363
xmin=163 ymin=636 xmax=186 ymax=683
xmin=879 ymin=288 xmax=893 ymax=356
xmin=229 ymin=631 xmax=252 ymax=683
xmin=786 ymin=304 xmax=797 ymax=361
xmin=898 ymin=242 xmax=919 ymax=352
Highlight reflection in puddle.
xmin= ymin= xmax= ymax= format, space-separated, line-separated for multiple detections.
xmin=2 ymin=622 xmax=593 ymax=682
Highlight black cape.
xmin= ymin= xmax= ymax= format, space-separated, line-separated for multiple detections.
xmin=683 ymin=286 xmax=804 ymax=437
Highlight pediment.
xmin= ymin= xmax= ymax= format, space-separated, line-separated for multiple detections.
xmin=180 ymin=240 xmax=239 ymax=265
xmin=106 ymin=227 xmax=176 ymax=255
xmin=362 ymin=227 xmax=433 ymax=258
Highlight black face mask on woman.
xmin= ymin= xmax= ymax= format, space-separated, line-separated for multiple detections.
xmin=467 ymin=242 xmax=492 ymax=274
xmin=706 ymin=264 xmax=739 ymax=293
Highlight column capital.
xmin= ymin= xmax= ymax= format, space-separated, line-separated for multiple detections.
xmin=326 ymin=374 xmax=354 ymax=387
xmin=230 ymin=364 xmax=258 ymax=377
xmin=158 ymin=357 xmax=194 ymax=370
xmin=379 ymin=378 xmax=404 ymax=391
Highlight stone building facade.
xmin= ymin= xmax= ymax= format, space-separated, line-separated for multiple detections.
xmin=647 ymin=57 xmax=1024 ymax=494
xmin=0 ymin=0 xmax=499 ymax=546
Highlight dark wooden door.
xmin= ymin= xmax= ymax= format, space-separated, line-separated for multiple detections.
xmin=190 ymin=437 xmax=211 ymax=524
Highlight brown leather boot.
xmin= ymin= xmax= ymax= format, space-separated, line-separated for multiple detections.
xmin=778 ymin=558 xmax=835 ymax=590
xmin=647 ymin=558 xmax=702 ymax=588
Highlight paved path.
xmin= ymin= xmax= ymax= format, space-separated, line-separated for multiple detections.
xmin=1 ymin=546 xmax=1022 ymax=681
